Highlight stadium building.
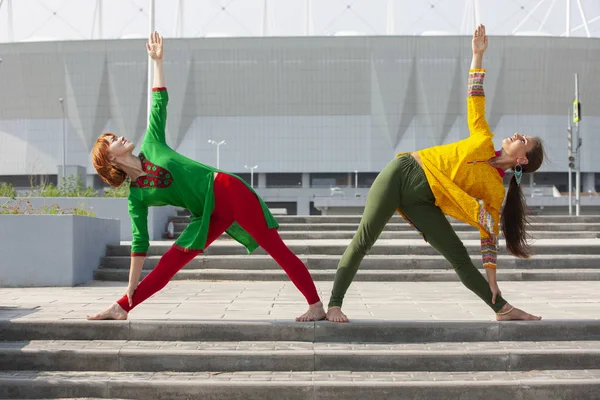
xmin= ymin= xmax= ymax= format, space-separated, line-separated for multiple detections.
xmin=1 ymin=0 xmax=600 ymax=214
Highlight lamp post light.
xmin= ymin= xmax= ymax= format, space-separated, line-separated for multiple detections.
xmin=147 ymin=0 xmax=155 ymax=120
xmin=59 ymin=97 xmax=66 ymax=185
xmin=245 ymin=165 xmax=258 ymax=188
xmin=208 ymin=139 xmax=226 ymax=169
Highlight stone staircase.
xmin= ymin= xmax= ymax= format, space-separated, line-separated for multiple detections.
xmin=1 ymin=319 xmax=600 ymax=399
xmin=2 ymin=214 xmax=600 ymax=399
xmin=94 ymin=213 xmax=600 ymax=282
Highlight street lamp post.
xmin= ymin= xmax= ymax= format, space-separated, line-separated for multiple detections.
xmin=354 ymin=170 xmax=358 ymax=191
xmin=59 ymin=97 xmax=66 ymax=185
xmin=245 ymin=165 xmax=258 ymax=188
xmin=208 ymin=139 xmax=226 ymax=169
xmin=147 ymin=0 xmax=155 ymax=120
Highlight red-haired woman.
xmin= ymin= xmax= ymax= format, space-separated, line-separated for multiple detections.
xmin=87 ymin=32 xmax=325 ymax=322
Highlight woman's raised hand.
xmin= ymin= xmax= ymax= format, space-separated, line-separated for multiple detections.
xmin=146 ymin=31 xmax=163 ymax=60
xmin=472 ymin=24 xmax=488 ymax=55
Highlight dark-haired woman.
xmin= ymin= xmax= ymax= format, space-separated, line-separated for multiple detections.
xmin=327 ymin=24 xmax=544 ymax=323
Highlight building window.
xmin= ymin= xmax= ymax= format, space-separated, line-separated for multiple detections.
xmin=310 ymin=173 xmax=350 ymax=188
xmin=266 ymin=173 xmax=302 ymax=188
xmin=232 ymin=172 xmax=252 ymax=187
xmin=0 ymin=174 xmax=56 ymax=189
xmin=355 ymin=172 xmax=378 ymax=188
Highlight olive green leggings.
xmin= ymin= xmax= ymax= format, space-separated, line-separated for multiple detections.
xmin=328 ymin=154 xmax=507 ymax=312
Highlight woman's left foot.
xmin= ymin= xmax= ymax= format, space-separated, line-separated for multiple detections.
xmin=296 ymin=301 xmax=326 ymax=322
xmin=87 ymin=302 xmax=128 ymax=321
xmin=496 ymin=304 xmax=542 ymax=321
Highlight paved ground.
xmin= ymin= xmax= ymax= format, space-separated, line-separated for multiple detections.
xmin=0 ymin=280 xmax=598 ymax=321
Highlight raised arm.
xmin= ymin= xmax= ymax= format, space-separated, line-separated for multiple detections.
xmin=467 ymin=24 xmax=492 ymax=138
xmin=144 ymin=31 xmax=168 ymax=145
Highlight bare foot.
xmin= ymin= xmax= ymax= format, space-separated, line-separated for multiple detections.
xmin=86 ymin=303 xmax=128 ymax=321
xmin=326 ymin=307 xmax=349 ymax=323
xmin=496 ymin=304 xmax=542 ymax=321
xmin=296 ymin=301 xmax=326 ymax=322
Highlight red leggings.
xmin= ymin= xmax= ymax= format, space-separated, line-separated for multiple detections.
xmin=117 ymin=173 xmax=321 ymax=312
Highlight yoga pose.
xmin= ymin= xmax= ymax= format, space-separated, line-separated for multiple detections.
xmin=327 ymin=25 xmax=543 ymax=323
xmin=88 ymin=32 xmax=325 ymax=322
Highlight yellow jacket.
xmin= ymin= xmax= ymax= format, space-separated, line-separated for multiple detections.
xmin=398 ymin=69 xmax=504 ymax=268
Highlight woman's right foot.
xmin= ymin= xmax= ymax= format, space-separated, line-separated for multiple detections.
xmin=326 ymin=307 xmax=349 ymax=323
xmin=296 ymin=301 xmax=327 ymax=322
xmin=87 ymin=303 xmax=128 ymax=321
xmin=496 ymin=304 xmax=542 ymax=321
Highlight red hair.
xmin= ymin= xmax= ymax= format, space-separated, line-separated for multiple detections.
xmin=91 ymin=133 xmax=127 ymax=187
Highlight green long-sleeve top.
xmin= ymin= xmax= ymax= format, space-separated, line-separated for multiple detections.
xmin=128 ymin=87 xmax=278 ymax=256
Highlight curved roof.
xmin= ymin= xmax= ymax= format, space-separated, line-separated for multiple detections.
xmin=0 ymin=0 xmax=599 ymax=42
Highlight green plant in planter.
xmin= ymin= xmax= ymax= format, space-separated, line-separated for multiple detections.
xmin=30 ymin=175 xmax=97 ymax=198
xmin=0 ymin=182 xmax=16 ymax=199
xmin=0 ymin=199 xmax=95 ymax=216
xmin=103 ymin=179 xmax=130 ymax=198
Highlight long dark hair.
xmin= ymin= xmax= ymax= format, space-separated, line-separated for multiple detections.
xmin=501 ymin=138 xmax=544 ymax=258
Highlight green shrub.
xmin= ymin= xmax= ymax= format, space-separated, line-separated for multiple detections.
xmin=0 ymin=182 xmax=16 ymax=199
xmin=0 ymin=199 xmax=95 ymax=216
xmin=29 ymin=175 xmax=97 ymax=198
xmin=103 ymin=179 xmax=130 ymax=198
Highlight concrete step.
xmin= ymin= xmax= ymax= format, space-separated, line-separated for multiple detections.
xmin=169 ymin=221 xmax=600 ymax=232
xmin=2 ymin=340 xmax=600 ymax=373
xmin=253 ymin=230 xmax=600 ymax=240
xmin=278 ymin=222 xmax=600 ymax=232
xmin=2 ymin=320 xmax=599 ymax=343
xmin=95 ymin=268 xmax=600 ymax=282
xmin=275 ymin=215 xmax=600 ymax=224
xmin=99 ymin=254 xmax=600 ymax=271
xmin=106 ymin=239 xmax=600 ymax=257
xmin=2 ymin=370 xmax=600 ymax=400
xmin=165 ymin=230 xmax=600 ymax=240
xmin=169 ymin=214 xmax=600 ymax=224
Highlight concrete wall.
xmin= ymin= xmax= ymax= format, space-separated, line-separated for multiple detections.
xmin=0 ymin=215 xmax=119 ymax=287
xmin=1 ymin=36 xmax=599 ymax=178
xmin=255 ymin=187 xmax=370 ymax=216
xmin=0 ymin=197 xmax=176 ymax=240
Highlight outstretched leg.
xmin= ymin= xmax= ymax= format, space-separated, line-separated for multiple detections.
xmin=86 ymin=246 xmax=199 ymax=320
xmin=327 ymin=158 xmax=404 ymax=322
xmin=401 ymin=202 xmax=541 ymax=320
xmin=87 ymin=213 xmax=233 ymax=320
xmin=213 ymin=173 xmax=324 ymax=321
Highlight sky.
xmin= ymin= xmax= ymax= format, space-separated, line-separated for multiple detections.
xmin=0 ymin=0 xmax=600 ymax=42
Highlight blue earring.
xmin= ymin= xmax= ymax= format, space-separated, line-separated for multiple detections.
xmin=514 ymin=163 xmax=523 ymax=186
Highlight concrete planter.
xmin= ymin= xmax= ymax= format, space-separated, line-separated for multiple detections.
xmin=0 ymin=197 xmax=175 ymax=241
xmin=0 ymin=215 xmax=120 ymax=287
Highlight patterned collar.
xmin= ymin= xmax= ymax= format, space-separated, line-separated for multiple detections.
xmin=130 ymin=153 xmax=173 ymax=188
